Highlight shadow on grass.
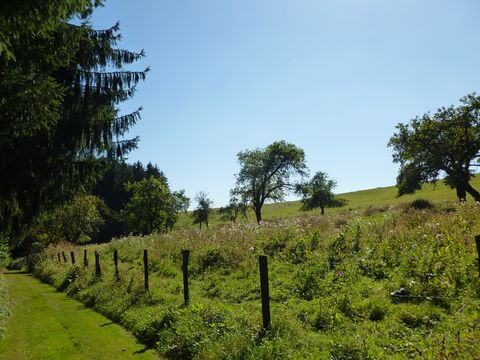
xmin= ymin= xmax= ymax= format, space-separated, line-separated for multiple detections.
xmin=133 ymin=346 xmax=152 ymax=355
xmin=100 ymin=322 xmax=114 ymax=327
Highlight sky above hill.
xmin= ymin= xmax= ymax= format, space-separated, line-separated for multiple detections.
xmin=89 ymin=0 xmax=480 ymax=208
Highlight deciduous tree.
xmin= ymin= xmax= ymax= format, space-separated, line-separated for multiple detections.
xmin=297 ymin=172 xmax=346 ymax=215
xmin=388 ymin=93 xmax=480 ymax=202
xmin=192 ymin=192 xmax=212 ymax=229
xmin=122 ymin=177 xmax=186 ymax=235
xmin=218 ymin=197 xmax=248 ymax=224
xmin=233 ymin=141 xmax=307 ymax=223
xmin=32 ymin=195 xmax=104 ymax=245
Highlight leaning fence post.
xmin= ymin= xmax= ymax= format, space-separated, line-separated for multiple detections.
xmin=62 ymin=251 xmax=67 ymax=263
xmin=182 ymin=250 xmax=190 ymax=306
xmin=113 ymin=249 xmax=119 ymax=281
xmin=143 ymin=249 xmax=149 ymax=291
xmin=70 ymin=251 xmax=76 ymax=264
xmin=57 ymin=253 xmax=61 ymax=262
xmin=259 ymin=255 xmax=271 ymax=331
xmin=83 ymin=249 xmax=88 ymax=268
xmin=475 ymin=235 xmax=480 ymax=279
xmin=95 ymin=251 xmax=102 ymax=278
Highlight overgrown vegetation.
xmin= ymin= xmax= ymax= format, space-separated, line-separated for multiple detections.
xmin=33 ymin=203 xmax=480 ymax=359
xmin=0 ymin=275 xmax=10 ymax=340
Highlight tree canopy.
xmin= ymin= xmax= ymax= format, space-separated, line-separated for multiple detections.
xmin=218 ymin=197 xmax=248 ymax=224
xmin=233 ymin=141 xmax=307 ymax=223
xmin=0 ymin=0 xmax=148 ymax=247
xmin=192 ymin=192 xmax=212 ymax=229
xmin=298 ymin=172 xmax=346 ymax=215
xmin=32 ymin=195 xmax=104 ymax=246
xmin=388 ymin=93 xmax=480 ymax=202
xmin=122 ymin=177 xmax=188 ymax=235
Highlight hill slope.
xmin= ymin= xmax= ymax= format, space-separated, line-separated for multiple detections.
xmin=179 ymin=177 xmax=480 ymax=227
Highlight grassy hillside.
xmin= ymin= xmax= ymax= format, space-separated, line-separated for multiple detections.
xmin=178 ymin=177 xmax=480 ymax=228
xmin=34 ymin=202 xmax=480 ymax=359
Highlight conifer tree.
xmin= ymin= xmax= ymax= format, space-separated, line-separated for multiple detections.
xmin=0 ymin=0 xmax=148 ymax=247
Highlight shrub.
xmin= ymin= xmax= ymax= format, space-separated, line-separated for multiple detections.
xmin=7 ymin=257 xmax=26 ymax=270
xmin=410 ymin=198 xmax=433 ymax=210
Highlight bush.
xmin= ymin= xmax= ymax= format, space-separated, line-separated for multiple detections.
xmin=410 ymin=198 xmax=433 ymax=210
xmin=7 ymin=257 xmax=26 ymax=270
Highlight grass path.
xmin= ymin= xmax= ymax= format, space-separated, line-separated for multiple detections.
xmin=0 ymin=271 xmax=159 ymax=360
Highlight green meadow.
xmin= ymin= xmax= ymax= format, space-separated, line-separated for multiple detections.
xmin=177 ymin=176 xmax=480 ymax=228
xmin=30 ymin=186 xmax=480 ymax=359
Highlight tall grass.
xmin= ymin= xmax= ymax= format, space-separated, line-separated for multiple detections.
xmin=0 ymin=275 xmax=10 ymax=340
xmin=33 ymin=202 xmax=480 ymax=359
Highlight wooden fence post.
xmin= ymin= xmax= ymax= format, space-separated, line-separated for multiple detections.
xmin=143 ymin=249 xmax=149 ymax=291
xmin=259 ymin=255 xmax=271 ymax=331
xmin=62 ymin=251 xmax=67 ymax=263
xmin=475 ymin=235 xmax=480 ymax=279
xmin=57 ymin=253 xmax=61 ymax=262
xmin=95 ymin=251 xmax=101 ymax=277
xmin=113 ymin=249 xmax=119 ymax=281
xmin=70 ymin=251 xmax=75 ymax=264
xmin=83 ymin=249 xmax=88 ymax=268
xmin=182 ymin=250 xmax=190 ymax=306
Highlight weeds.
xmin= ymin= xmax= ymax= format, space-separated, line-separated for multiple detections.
xmin=31 ymin=202 xmax=480 ymax=358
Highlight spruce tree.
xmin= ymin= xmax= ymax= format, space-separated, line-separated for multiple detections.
xmin=0 ymin=0 xmax=148 ymax=247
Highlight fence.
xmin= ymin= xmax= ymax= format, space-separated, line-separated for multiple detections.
xmin=50 ymin=247 xmax=273 ymax=330
xmin=49 ymin=233 xmax=480 ymax=332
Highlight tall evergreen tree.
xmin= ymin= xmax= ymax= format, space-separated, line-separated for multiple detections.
xmin=0 ymin=0 xmax=148 ymax=247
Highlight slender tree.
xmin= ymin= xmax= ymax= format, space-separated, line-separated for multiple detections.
xmin=192 ymin=192 xmax=212 ymax=229
xmin=233 ymin=141 xmax=307 ymax=224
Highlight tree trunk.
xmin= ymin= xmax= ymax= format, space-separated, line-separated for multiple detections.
xmin=464 ymin=181 xmax=480 ymax=202
xmin=456 ymin=185 xmax=467 ymax=202
xmin=254 ymin=205 xmax=262 ymax=224
xmin=320 ymin=206 xmax=325 ymax=215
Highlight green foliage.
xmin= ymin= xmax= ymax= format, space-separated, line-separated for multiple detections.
xmin=298 ymin=171 xmax=347 ymax=215
xmin=32 ymin=195 xmax=104 ymax=245
xmin=389 ymin=93 xmax=480 ymax=202
xmin=233 ymin=140 xmax=307 ymax=223
xmin=91 ymin=161 xmax=169 ymax=240
xmin=192 ymin=191 xmax=212 ymax=229
xmin=218 ymin=196 xmax=248 ymax=224
xmin=409 ymin=198 xmax=433 ymax=210
xmin=0 ymin=0 xmax=148 ymax=249
xmin=121 ymin=177 xmax=187 ymax=235
xmin=0 ymin=276 xmax=10 ymax=340
xmin=31 ymin=204 xmax=480 ymax=359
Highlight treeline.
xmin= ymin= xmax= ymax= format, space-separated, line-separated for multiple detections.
xmin=24 ymin=160 xmax=189 ymax=254
xmin=0 ymin=0 xmax=149 ymax=255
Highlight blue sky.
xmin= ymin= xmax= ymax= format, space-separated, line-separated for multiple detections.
xmin=90 ymin=0 xmax=480 ymax=207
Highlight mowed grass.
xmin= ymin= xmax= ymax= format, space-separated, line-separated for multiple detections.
xmin=0 ymin=271 xmax=159 ymax=360
xmin=177 ymin=176 xmax=480 ymax=227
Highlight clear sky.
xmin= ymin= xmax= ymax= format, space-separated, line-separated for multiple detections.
xmin=89 ymin=0 xmax=480 ymax=207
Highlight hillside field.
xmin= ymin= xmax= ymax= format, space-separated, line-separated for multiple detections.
xmin=32 ymin=190 xmax=480 ymax=359
xmin=176 ymin=176 xmax=480 ymax=228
